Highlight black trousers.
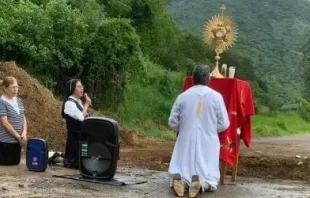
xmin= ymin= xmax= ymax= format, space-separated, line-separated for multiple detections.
xmin=0 ymin=142 xmax=21 ymax=165
xmin=64 ymin=131 xmax=80 ymax=169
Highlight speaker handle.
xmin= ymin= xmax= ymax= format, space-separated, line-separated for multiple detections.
xmin=105 ymin=141 xmax=116 ymax=148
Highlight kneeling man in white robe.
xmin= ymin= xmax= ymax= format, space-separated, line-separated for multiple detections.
xmin=168 ymin=65 xmax=230 ymax=197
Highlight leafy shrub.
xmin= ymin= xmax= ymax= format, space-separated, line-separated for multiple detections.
xmin=81 ymin=18 xmax=143 ymax=112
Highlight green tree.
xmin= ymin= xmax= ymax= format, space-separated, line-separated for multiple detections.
xmin=81 ymin=18 xmax=143 ymax=111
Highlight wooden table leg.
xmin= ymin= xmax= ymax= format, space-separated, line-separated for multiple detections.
xmin=220 ymin=160 xmax=227 ymax=185
xmin=231 ymin=135 xmax=240 ymax=182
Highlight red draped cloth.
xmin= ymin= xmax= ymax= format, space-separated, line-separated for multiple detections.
xmin=182 ymin=76 xmax=193 ymax=92
xmin=181 ymin=76 xmax=255 ymax=166
xmin=236 ymin=80 xmax=255 ymax=147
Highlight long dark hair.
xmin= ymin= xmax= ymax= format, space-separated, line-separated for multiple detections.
xmin=61 ymin=79 xmax=81 ymax=118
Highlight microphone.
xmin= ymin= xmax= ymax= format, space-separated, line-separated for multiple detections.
xmin=84 ymin=93 xmax=92 ymax=106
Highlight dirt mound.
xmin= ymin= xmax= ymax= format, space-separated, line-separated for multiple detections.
xmin=237 ymin=155 xmax=310 ymax=181
xmin=0 ymin=62 xmax=140 ymax=150
xmin=0 ymin=62 xmax=66 ymax=150
xmin=120 ymin=129 xmax=140 ymax=146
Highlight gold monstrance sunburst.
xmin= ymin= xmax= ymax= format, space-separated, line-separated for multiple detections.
xmin=204 ymin=5 xmax=237 ymax=78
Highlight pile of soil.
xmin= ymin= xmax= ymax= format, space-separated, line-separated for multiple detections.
xmin=0 ymin=62 xmax=140 ymax=150
xmin=120 ymin=128 xmax=140 ymax=146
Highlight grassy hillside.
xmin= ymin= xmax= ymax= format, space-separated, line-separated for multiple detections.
xmin=167 ymin=0 xmax=310 ymax=100
xmin=252 ymin=112 xmax=310 ymax=137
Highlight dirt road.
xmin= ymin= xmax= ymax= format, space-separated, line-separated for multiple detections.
xmin=121 ymin=134 xmax=310 ymax=181
xmin=1 ymin=135 xmax=310 ymax=197
xmin=1 ymin=164 xmax=310 ymax=198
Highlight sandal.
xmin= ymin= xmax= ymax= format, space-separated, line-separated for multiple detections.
xmin=172 ymin=174 xmax=185 ymax=197
xmin=189 ymin=175 xmax=200 ymax=198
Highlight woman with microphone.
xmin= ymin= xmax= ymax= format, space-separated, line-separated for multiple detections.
xmin=60 ymin=79 xmax=91 ymax=169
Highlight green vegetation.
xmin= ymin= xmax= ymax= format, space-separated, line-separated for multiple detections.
xmin=252 ymin=112 xmax=310 ymax=137
xmin=0 ymin=0 xmax=310 ymax=139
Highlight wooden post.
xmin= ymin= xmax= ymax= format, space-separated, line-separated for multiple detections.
xmin=220 ymin=135 xmax=240 ymax=184
xmin=220 ymin=160 xmax=227 ymax=185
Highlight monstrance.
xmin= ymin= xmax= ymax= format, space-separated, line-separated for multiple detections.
xmin=204 ymin=5 xmax=237 ymax=78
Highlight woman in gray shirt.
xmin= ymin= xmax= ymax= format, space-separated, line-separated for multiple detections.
xmin=0 ymin=76 xmax=27 ymax=165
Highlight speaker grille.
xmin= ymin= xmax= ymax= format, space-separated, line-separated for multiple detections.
xmin=81 ymin=142 xmax=112 ymax=176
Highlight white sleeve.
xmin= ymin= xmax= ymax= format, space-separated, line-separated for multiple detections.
xmin=168 ymin=96 xmax=180 ymax=132
xmin=64 ymin=101 xmax=84 ymax=121
xmin=216 ymin=94 xmax=230 ymax=133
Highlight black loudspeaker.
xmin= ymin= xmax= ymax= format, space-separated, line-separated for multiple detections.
xmin=79 ymin=117 xmax=120 ymax=180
